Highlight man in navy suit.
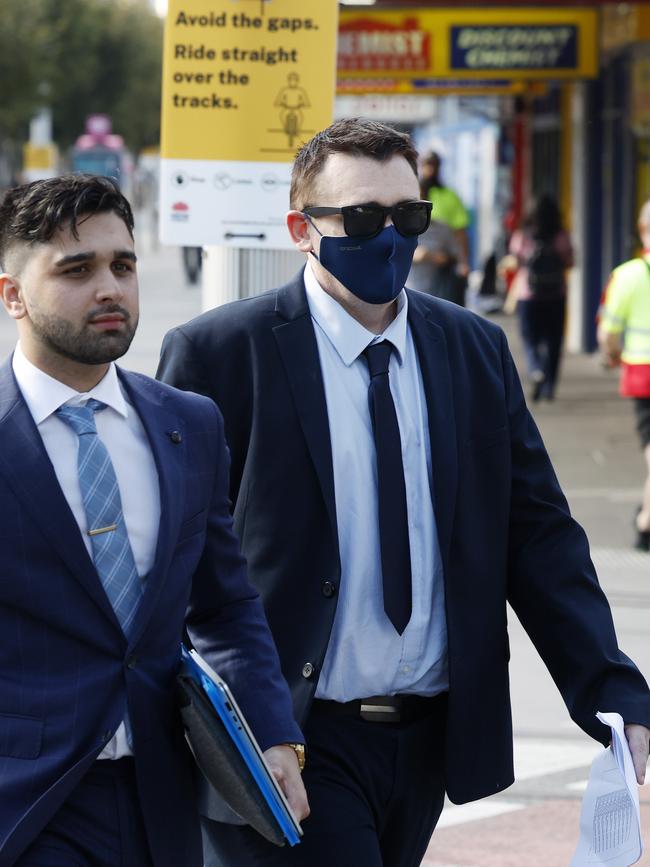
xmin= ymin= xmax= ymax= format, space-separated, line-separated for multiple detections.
xmin=157 ymin=119 xmax=650 ymax=867
xmin=0 ymin=174 xmax=308 ymax=867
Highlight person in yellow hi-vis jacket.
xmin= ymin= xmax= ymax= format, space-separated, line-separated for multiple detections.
xmin=598 ymin=200 xmax=650 ymax=551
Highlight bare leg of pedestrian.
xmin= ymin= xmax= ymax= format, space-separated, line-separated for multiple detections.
xmin=635 ymin=444 xmax=650 ymax=550
xmin=632 ymin=402 xmax=650 ymax=550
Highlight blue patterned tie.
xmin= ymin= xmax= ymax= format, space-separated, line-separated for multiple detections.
xmin=56 ymin=399 xmax=142 ymax=637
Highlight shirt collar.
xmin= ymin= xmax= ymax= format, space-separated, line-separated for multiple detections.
xmin=12 ymin=342 xmax=128 ymax=425
xmin=304 ymin=260 xmax=409 ymax=367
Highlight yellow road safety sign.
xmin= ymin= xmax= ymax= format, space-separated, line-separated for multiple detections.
xmin=159 ymin=0 xmax=338 ymax=248
xmin=161 ymin=0 xmax=339 ymax=163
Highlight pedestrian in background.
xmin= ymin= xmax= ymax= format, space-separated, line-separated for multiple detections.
xmin=508 ymin=194 xmax=574 ymax=401
xmin=0 ymin=174 xmax=307 ymax=866
xmin=420 ymin=151 xmax=470 ymax=292
xmin=598 ymin=199 xmax=650 ymax=552
xmin=408 ymin=173 xmax=462 ymax=302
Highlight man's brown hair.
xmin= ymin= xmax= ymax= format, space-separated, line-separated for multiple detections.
xmin=290 ymin=118 xmax=419 ymax=210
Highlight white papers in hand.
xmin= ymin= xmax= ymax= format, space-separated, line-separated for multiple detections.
xmin=569 ymin=711 xmax=643 ymax=867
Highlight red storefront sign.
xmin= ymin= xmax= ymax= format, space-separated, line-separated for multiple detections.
xmin=338 ymin=17 xmax=431 ymax=73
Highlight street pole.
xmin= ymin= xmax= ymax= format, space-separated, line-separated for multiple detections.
xmin=202 ymin=246 xmax=304 ymax=310
xmin=566 ymin=82 xmax=587 ymax=353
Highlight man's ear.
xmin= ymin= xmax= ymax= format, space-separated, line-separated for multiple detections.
xmin=0 ymin=273 xmax=28 ymax=320
xmin=286 ymin=210 xmax=314 ymax=253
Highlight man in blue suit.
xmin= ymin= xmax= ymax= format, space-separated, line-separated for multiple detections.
xmin=158 ymin=119 xmax=650 ymax=867
xmin=0 ymin=174 xmax=308 ymax=867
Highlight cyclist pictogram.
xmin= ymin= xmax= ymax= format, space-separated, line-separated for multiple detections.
xmin=273 ymin=73 xmax=311 ymax=148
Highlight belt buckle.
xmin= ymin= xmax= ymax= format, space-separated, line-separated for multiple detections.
xmin=359 ymin=699 xmax=402 ymax=723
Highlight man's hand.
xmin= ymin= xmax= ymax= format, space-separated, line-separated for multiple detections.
xmin=624 ymin=723 xmax=650 ymax=784
xmin=596 ymin=327 xmax=622 ymax=368
xmin=263 ymin=745 xmax=310 ymax=821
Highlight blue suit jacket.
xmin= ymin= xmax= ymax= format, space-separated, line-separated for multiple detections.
xmin=0 ymin=360 xmax=301 ymax=866
xmin=157 ymin=273 xmax=650 ymax=805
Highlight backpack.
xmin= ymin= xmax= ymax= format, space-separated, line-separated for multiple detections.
xmin=526 ymin=238 xmax=565 ymax=298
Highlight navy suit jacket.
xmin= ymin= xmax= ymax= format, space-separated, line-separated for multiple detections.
xmin=0 ymin=360 xmax=301 ymax=866
xmin=157 ymin=272 xmax=650 ymax=805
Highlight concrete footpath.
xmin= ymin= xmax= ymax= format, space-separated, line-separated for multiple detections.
xmin=0 ymin=242 xmax=647 ymax=865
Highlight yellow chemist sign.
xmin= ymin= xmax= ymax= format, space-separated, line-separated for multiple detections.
xmin=160 ymin=0 xmax=338 ymax=248
xmin=338 ymin=7 xmax=598 ymax=81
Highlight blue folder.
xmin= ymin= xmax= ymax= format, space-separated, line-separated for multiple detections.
xmin=177 ymin=644 xmax=302 ymax=847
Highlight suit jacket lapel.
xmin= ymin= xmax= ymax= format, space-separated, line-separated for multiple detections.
xmin=407 ymin=293 xmax=458 ymax=572
xmin=270 ymin=278 xmax=460 ymax=567
xmin=0 ymin=361 xmax=188 ymax=643
xmin=0 ymin=360 xmax=121 ymax=628
xmin=272 ymin=275 xmax=338 ymax=539
xmin=117 ymin=370 xmax=186 ymax=646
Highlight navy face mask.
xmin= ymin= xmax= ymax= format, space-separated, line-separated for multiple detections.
xmin=310 ymin=224 xmax=418 ymax=305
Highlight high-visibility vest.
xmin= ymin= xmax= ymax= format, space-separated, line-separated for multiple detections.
xmin=601 ymin=255 xmax=650 ymax=396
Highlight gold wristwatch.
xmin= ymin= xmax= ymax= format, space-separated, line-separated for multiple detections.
xmin=285 ymin=742 xmax=306 ymax=772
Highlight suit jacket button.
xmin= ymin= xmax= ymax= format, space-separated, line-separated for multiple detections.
xmin=302 ymin=663 xmax=315 ymax=679
xmin=321 ymin=580 xmax=336 ymax=598
xmin=170 ymin=430 xmax=182 ymax=444
xmin=126 ymin=654 xmax=138 ymax=670
xmin=102 ymin=730 xmax=112 ymax=742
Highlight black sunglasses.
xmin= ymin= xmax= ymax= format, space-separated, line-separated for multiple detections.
xmin=303 ymin=200 xmax=432 ymax=240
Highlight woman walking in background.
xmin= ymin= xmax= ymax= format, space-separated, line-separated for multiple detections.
xmin=508 ymin=195 xmax=574 ymax=401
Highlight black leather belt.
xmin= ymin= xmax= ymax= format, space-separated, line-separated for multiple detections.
xmin=312 ymin=693 xmax=447 ymax=724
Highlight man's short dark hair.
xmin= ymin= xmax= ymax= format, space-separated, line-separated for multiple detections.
xmin=0 ymin=174 xmax=134 ymax=270
xmin=422 ymin=151 xmax=441 ymax=168
xmin=290 ymin=118 xmax=419 ymax=210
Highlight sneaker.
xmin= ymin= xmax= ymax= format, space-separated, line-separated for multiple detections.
xmin=530 ymin=373 xmax=545 ymax=403
xmin=634 ymin=506 xmax=650 ymax=552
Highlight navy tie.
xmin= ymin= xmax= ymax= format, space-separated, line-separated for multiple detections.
xmin=56 ymin=399 xmax=142 ymax=637
xmin=363 ymin=341 xmax=412 ymax=634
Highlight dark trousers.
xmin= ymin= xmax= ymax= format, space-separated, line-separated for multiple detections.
xmin=517 ymin=297 xmax=566 ymax=397
xmin=15 ymin=759 xmax=153 ymax=867
xmin=202 ymin=696 xmax=447 ymax=867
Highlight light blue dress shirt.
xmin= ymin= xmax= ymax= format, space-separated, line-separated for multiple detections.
xmin=304 ymin=264 xmax=449 ymax=701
